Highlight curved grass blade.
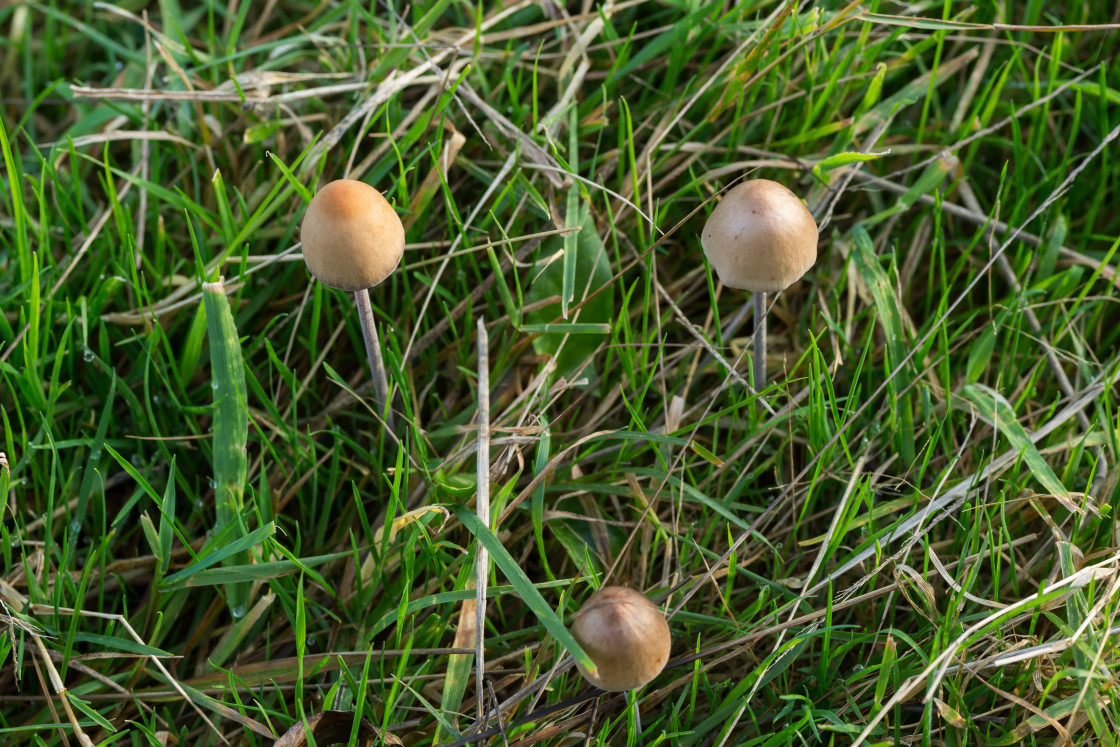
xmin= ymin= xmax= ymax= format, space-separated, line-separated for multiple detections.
xmin=161 ymin=523 xmax=276 ymax=590
xmin=451 ymin=504 xmax=596 ymax=678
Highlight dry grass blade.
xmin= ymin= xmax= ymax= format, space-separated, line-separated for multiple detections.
xmin=851 ymin=554 xmax=1120 ymax=747
xmin=809 ymin=381 xmax=1102 ymax=597
xmin=670 ymin=116 xmax=1120 ymax=620
xmin=27 ymin=603 xmax=231 ymax=744
xmin=475 ymin=316 xmax=492 ymax=727
xmin=8 ymin=2 xmax=1120 ymax=743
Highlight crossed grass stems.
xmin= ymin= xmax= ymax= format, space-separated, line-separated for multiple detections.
xmin=446 ymin=120 xmax=1120 ymax=743
xmin=19 ymin=97 xmax=1116 ymax=747
xmin=261 ymin=116 xmax=1118 ymax=740
xmin=5 ymin=6 xmax=1120 ymax=746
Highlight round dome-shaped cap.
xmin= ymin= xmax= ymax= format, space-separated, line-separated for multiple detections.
xmin=300 ymin=179 xmax=405 ymax=292
xmin=700 ymin=179 xmax=818 ymax=293
xmin=570 ymin=586 xmax=671 ymax=691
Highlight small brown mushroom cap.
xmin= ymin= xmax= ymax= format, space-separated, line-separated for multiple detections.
xmin=300 ymin=179 xmax=405 ymax=292
xmin=570 ymin=586 xmax=671 ymax=691
xmin=700 ymin=179 xmax=818 ymax=293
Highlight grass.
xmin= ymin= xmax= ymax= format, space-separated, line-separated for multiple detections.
xmin=2 ymin=0 xmax=1120 ymax=744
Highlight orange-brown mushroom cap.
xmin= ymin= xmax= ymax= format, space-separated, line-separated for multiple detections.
xmin=570 ymin=586 xmax=671 ymax=691
xmin=300 ymin=179 xmax=405 ymax=292
xmin=700 ymin=179 xmax=818 ymax=293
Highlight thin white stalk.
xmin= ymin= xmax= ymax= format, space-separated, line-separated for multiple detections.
xmin=753 ymin=291 xmax=767 ymax=392
xmin=354 ymin=288 xmax=394 ymax=429
xmin=627 ymin=689 xmax=642 ymax=746
xmin=474 ymin=316 xmax=491 ymax=728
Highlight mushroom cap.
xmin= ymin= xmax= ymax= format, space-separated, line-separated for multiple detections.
xmin=300 ymin=179 xmax=405 ymax=292
xmin=570 ymin=586 xmax=671 ymax=691
xmin=700 ymin=179 xmax=818 ymax=293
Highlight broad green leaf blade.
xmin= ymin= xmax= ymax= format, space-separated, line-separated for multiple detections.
xmin=958 ymin=384 xmax=1082 ymax=513
xmin=104 ymin=443 xmax=161 ymax=503
xmin=67 ymin=693 xmax=116 ymax=732
xmin=987 ymin=692 xmax=1103 ymax=746
xmin=518 ymin=323 xmax=611 ymax=335
xmin=811 ymin=150 xmax=889 ymax=179
xmin=71 ymin=633 xmax=173 ymax=658
xmin=451 ymin=504 xmax=596 ymax=677
xmin=179 ymin=549 xmax=352 ymax=587
xmin=140 ymin=513 xmax=163 ymax=570
xmin=965 ymin=325 xmax=997 ymax=385
xmin=850 ymin=226 xmax=915 ymax=467
xmin=159 ymin=457 xmax=177 ymax=575
xmin=364 ymin=579 xmax=570 ymax=638
xmin=861 ymin=12 xmax=985 ymax=31
xmin=161 ymin=523 xmax=276 ymax=589
xmin=526 ymin=207 xmax=613 ymax=382
xmin=202 ymin=279 xmax=251 ymax=613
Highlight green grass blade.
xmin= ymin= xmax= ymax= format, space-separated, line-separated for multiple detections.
xmin=958 ymin=384 xmax=1079 ymax=512
xmin=202 ymin=279 xmax=251 ymax=614
xmin=161 ymin=524 xmax=276 ymax=590
xmin=451 ymin=504 xmax=595 ymax=678
xmin=850 ymin=225 xmax=915 ymax=467
xmin=70 ymin=634 xmax=173 ymax=658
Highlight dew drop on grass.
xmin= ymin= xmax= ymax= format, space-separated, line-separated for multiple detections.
xmin=211 ymin=381 xmax=220 ymax=390
xmin=852 ymin=664 xmax=865 ymax=673
xmin=208 ymin=479 xmax=217 ymax=489
xmin=231 ymin=605 xmax=246 ymax=619
xmin=90 ymin=449 xmax=101 ymax=461
xmin=83 ymin=348 xmax=94 ymax=363
xmin=194 ymin=499 xmax=205 ymax=511
xmin=70 ymin=520 xmax=81 ymax=533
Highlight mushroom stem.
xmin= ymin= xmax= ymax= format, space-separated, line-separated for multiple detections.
xmin=354 ymin=289 xmax=394 ymax=429
xmin=753 ymin=291 xmax=767 ymax=392
xmin=628 ymin=689 xmax=642 ymax=743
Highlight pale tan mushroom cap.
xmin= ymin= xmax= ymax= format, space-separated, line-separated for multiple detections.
xmin=700 ymin=179 xmax=818 ymax=293
xmin=300 ymin=179 xmax=405 ymax=292
xmin=571 ymin=586 xmax=671 ymax=691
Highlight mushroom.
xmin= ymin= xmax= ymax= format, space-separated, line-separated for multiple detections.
xmin=301 ymin=179 xmax=404 ymax=426
xmin=700 ymin=179 xmax=817 ymax=392
xmin=570 ymin=586 xmax=671 ymax=692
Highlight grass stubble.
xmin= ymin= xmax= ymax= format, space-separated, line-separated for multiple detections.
xmin=2 ymin=1 xmax=1120 ymax=745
